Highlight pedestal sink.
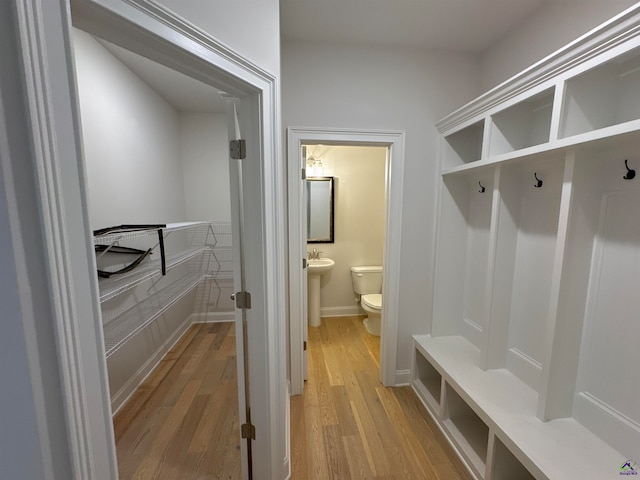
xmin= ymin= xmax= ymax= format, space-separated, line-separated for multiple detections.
xmin=307 ymin=258 xmax=334 ymax=327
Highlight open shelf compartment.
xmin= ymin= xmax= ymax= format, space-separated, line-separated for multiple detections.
xmin=489 ymin=88 xmax=554 ymax=156
xmin=561 ymin=46 xmax=640 ymax=138
xmin=442 ymin=119 xmax=485 ymax=168
xmin=490 ymin=437 xmax=536 ymax=480
xmin=443 ymin=382 xmax=489 ymax=478
xmin=412 ymin=335 xmax=626 ymax=480
xmin=412 ymin=348 xmax=442 ymax=412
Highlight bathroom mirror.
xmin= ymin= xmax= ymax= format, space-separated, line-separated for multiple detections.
xmin=307 ymin=176 xmax=334 ymax=243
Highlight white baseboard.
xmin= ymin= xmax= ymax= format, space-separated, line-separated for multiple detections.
xmin=110 ymin=316 xmax=191 ymax=414
xmin=395 ymin=369 xmax=411 ymax=386
xmin=320 ymin=305 xmax=361 ymax=317
xmin=190 ymin=311 xmax=235 ymax=323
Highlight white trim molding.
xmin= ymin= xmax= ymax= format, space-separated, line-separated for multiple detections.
xmin=437 ymin=3 xmax=640 ymax=133
xmin=395 ymin=369 xmax=412 ymax=386
xmin=320 ymin=306 xmax=361 ymax=317
xmin=190 ymin=312 xmax=236 ymax=323
xmin=15 ymin=0 xmax=115 ymax=477
xmin=287 ymin=127 xmax=406 ymax=393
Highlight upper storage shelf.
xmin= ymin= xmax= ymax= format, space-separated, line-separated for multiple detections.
xmin=436 ymin=5 xmax=640 ymax=176
xmin=489 ymin=88 xmax=554 ymax=156
xmin=561 ymin=48 xmax=640 ymax=138
xmin=442 ymin=119 xmax=485 ymax=169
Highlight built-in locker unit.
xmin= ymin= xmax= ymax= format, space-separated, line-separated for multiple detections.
xmin=413 ymin=7 xmax=640 ymax=480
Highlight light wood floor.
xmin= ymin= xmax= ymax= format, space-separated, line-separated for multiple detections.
xmin=114 ymin=322 xmax=241 ymax=479
xmin=290 ymin=315 xmax=472 ymax=480
xmin=114 ymin=317 xmax=471 ymax=479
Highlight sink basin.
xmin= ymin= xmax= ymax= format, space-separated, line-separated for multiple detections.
xmin=307 ymin=257 xmax=334 ymax=327
xmin=308 ymin=258 xmax=335 ymax=275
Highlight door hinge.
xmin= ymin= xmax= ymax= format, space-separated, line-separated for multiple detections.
xmin=232 ymin=291 xmax=252 ymax=309
xmin=301 ymin=168 xmax=307 ymax=180
xmin=230 ymin=139 xmax=246 ymax=159
xmin=303 ymin=258 xmax=308 ymax=269
xmin=303 ymin=341 xmax=307 ymax=351
xmin=241 ymin=422 xmax=256 ymax=440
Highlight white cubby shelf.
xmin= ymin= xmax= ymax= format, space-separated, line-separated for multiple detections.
xmin=412 ymin=335 xmax=625 ymax=480
xmin=420 ymin=6 xmax=640 ymax=480
xmin=442 ymin=119 xmax=485 ymax=169
xmin=489 ymin=87 xmax=555 ymax=156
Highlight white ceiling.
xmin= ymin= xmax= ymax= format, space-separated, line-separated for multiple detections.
xmin=97 ymin=0 xmax=548 ymax=111
xmin=99 ymin=40 xmax=228 ymax=113
xmin=280 ymin=0 xmax=548 ymax=52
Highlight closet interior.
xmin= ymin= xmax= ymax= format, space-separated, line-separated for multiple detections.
xmin=71 ymin=27 xmax=239 ymax=472
xmin=413 ymin=13 xmax=640 ymax=480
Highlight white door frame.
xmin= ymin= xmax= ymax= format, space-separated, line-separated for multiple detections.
xmin=287 ymin=127 xmax=405 ymax=395
xmin=13 ymin=0 xmax=288 ymax=478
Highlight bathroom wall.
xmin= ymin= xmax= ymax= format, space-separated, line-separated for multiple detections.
xmin=308 ymin=145 xmax=386 ymax=315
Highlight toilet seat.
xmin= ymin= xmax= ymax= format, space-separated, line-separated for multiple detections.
xmin=362 ymin=293 xmax=382 ymax=311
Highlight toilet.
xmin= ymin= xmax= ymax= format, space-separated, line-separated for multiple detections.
xmin=350 ymin=265 xmax=383 ymax=336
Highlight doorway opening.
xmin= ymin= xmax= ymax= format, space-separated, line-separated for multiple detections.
xmin=287 ymin=128 xmax=406 ymax=396
xmin=71 ymin=28 xmax=243 ymax=478
xmin=17 ymin=1 xmax=287 ymax=477
xmin=303 ymin=144 xmax=387 ymax=357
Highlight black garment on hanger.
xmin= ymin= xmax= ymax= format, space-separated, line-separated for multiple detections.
xmin=93 ymin=224 xmax=167 ymax=278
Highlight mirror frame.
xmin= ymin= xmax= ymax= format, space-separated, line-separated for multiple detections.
xmin=307 ymin=176 xmax=334 ymax=243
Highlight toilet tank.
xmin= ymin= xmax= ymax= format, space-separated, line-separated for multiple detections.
xmin=350 ymin=265 xmax=383 ymax=295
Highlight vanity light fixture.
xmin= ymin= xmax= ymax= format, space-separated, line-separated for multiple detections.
xmin=306 ymin=156 xmax=324 ymax=176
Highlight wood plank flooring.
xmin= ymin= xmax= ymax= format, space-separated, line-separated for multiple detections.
xmin=114 ymin=316 xmax=471 ymax=479
xmin=114 ymin=322 xmax=241 ymax=480
xmin=290 ymin=315 xmax=473 ymax=480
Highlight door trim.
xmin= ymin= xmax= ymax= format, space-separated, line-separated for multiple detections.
xmin=287 ymin=127 xmax=406 ymax=394
xmin=14 ymin=0 xmax=288 ymax=478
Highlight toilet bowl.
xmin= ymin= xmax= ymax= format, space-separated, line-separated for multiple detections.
xmin=350 ymin=265 xmax=383 ymax=337
xmin=361 ymin=293 xmax=382 ymax=336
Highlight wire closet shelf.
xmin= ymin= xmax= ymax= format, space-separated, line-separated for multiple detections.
xmin=95 ymin=221 xmax=233 ymax=357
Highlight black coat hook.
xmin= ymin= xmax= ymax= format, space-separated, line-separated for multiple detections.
xmin=624 ymin=159 xmax=636 ymax=180
xmin=479 ymin=181 xmax=486 ymax=193
xmin=534 ymin=172 xmax=543 ymax=188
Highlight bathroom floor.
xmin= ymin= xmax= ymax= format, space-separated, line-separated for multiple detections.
xmin=113 ymin=322 xmax=241 ymax=479
xmin=290 ymin=315 xmax=472 ymax=479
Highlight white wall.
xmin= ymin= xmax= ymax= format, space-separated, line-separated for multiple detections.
xmin=73 ymin=29 xmax=186 ymax=228
xmin=480 ymin=0 xmax=639 ymax=91
xmin=157 ymin=0 xmax=280 ymax=76
xmin=307 ymin=145 xmax=386 ymax=312
xmin=180 ymin=112 xmax=231 ymax=221
xmin=282 ymin=41 xmax=481 ymax=374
